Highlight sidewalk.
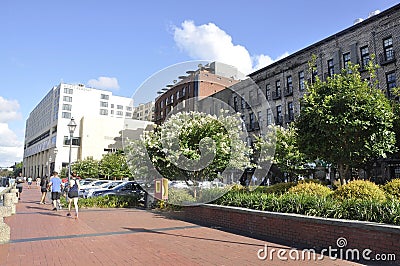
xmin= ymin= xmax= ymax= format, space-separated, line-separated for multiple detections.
xmin=0 ymin=184 xmax=360 ymax=265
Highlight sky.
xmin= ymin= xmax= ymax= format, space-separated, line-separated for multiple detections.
xmin=0 ymin=0 xmax=399 ymax=168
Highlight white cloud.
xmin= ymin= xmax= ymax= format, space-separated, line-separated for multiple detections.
xmin=173 ymin=20 xmax=288 ymax=75
xmin=0 ymin=97 xmax=23 ymax=166
xmin=0 ymin=96 xmax=22 ymax=123
xmin=87 ymin=76 xmax=120 ymax=90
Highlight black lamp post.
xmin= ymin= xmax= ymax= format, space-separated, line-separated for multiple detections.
xmin=67 ymin=118 xmax=77 ymax=183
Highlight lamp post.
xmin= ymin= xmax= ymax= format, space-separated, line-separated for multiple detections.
xmin=67 ymin=118 xmax=77 ymax=183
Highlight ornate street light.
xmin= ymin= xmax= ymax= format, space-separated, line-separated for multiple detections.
xmin=67 ymin=118 xmax=77 ymax=183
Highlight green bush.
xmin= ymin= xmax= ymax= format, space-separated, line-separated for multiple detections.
xmin=253 ymin=182 xmax=296 ymax=194
xmin=382 ymin=178 xmax=400 ymax=198
xmin=167 ymin=188 xmax=196 ymax=206
xmin=288 ymin=182 xmax=333 ymax=197
xmin=333 ymin=180 xmax=386 ymax=202
xmin=77 ymin=195 xmax=142 ymax=208
xmin=198 ymin=187 xmax=229 ymax=203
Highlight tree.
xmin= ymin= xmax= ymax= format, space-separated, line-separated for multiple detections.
xmin=295 ymin=63 xmax=396 ymax=184
xmin=99 ymin=153 xmax=131 ymax=179
xmin=71 ymin=157 xmax=99 ymax=179
xmin=13 ymin=162 xmax=23 ymax=177
xmin=255 ymin=125 xmax=308 ymax=181
xmin=125 ymin=110 xmax=252 ymax=184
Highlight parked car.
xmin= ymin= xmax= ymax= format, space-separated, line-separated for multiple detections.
xmin=79 ymin=180 xmax=112 ymax=197
xmin=85 ymin=180 xmax=124 ymax=198
xmin=90 ymin=181 xmax=145 ymax=200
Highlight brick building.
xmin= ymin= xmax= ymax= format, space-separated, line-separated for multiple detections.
xmin=212 ymin=3 xmax=400 ymax=182
xmin=154 ymin=62 xmax=242 ymax=124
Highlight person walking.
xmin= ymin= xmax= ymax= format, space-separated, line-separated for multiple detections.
xmin=16 ymin=172 xmax=24 ymax=200
xmin=39 ymin=175 xmax=49 ymax=204
xmin=48 ymin=171 xmax=62 ymax=211
xmin=67 ymin=172 xmax=80 ymax=218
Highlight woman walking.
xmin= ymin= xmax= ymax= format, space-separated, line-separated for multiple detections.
xmin=67 ymin=173 xmax=80 ymax=218
xmin=39 ymin=176 xmax=49 ymax=204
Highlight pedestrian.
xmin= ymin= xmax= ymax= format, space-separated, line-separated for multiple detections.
xmin=27 ymin=176 xmax=32 ymax=189
xmin=16 ymin=172 xmax=24 ymax=200
xmin=48 ymin=171 xmax=62 ymax=211
xmin=39 ymin=175 xmax=49 ymax=204
xmin=67 ymin=172 xmax=80 ymax=218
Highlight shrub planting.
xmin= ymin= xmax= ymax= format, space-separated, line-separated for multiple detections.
xmin=333 ymin=180 xmax=386 ymax=202
xmin=382 ymin=178 xmax=400 ymax=198
xmin=288 ymin=182 xmax=333 ymax=197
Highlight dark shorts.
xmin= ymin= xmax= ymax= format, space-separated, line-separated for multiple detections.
xmin=51 ymin=192 xmax=60 ymax=200
xmin=17 ymin=186 xmax=23 ymax=193
xmin=41 ymin=187 xmax=47 ymax=193
xmin=68 ymin=190 xmax=79 ymax=198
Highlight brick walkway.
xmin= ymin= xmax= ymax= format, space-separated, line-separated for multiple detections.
xmin=0 ymin=184 xmax=361 ymax=265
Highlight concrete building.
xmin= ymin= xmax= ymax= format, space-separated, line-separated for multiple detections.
xmin=23 ymin=83 xmax=152 ymax=179
xmin=154 ymin=61 xmax=243 ymax=124
xmin=132 ymin=101 xmax=155 ymax=121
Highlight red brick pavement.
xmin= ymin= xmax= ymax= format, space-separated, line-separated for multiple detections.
xmin=0 ymin=184 xmax=361 ymax=265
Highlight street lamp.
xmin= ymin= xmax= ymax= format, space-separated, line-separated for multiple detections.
xmin=67 ymin=118 xmax=77 ymax=183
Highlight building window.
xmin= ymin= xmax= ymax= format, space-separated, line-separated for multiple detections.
xmin=257 ymin=111 xmax=262 ymax=128
xmin=327 ymin=59 xmax=334 ymax=76
xmin=266 ymin=109 xmax=272 ymax=126
xmin=101 ymin=94 xmax=109 ymax=100
xmin=360 ymin=46 xmax=370 ymax=68
xmin=116 ymin=111 xmax=123 ymax=116
xmin=241 ymin=95 xmax=246 ymax=109
xmin=100 ymin=101 xmax=108 ymax=107
xmin=383 ymin=37 xmax=394 ymax=61
xmin=62 ymin=104 xmax=72 ymax=111
xmin=276 ymin=105 xmax=282 ymax=124
xmin=117 ymin=105 xmax=123 ymax=110
xmin=126 ymin=106 xmax=132 ymax=111
xmin=286 ymin=76 xmax=293 ymax=94
xmin=233 ymin=96 xmax=238 ymax=111
xmin=343 ymin=52 xmax=351 ymax=69
xmin=386 ymin=72 xmax=397 ymax=97
xmin=241 ymin=115 xmax=246 ymax=131
xmin=63 ymin=96 xmax=72 ymax=102
xmin=299 ymin=71 xmax=305 ymax=91
xmin=126 ymin=112 xmax=132 ymax=117
xmin=111 ymin=110 xmax=114 ymax=115
xmin=266 ymin=84 xmax=271 ymax=100
xmin=64 ymin=136 xmax=80 ymax=146
xmin=111 ymin=104 xmax=114 ymax=108
xmin=64 ymin=88 xmax=73 ymax=94
xmin=287 ymin=102 xmax=294 ymax=121
xmin=62 ymin=112 xmax=71 ymax=119
xmin=249 ymin=112 xmax=255 ymax=130
xmin=100 ymin=109 xmax=108 ymax=115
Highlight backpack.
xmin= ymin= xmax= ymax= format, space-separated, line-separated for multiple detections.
xmin=70 ymin=179 xmax=79 ymax=192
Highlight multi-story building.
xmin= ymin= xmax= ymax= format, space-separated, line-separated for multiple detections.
xmin=210 ymin=3 xmax=400 ymax=181
xmin=154 ymin=61 xmax=243 ymax=124
xmin=23 ymin=83 xmax=152 ymax=179
xmin=132 ymin=101 xmax=155 ymax=121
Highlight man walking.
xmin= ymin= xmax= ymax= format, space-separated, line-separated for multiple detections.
xmin=48 ymin=171 xmax=62 ymax=211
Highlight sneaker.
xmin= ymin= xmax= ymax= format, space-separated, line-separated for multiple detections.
xmin=67 ymin=213 xmax=71 ymax=217
xmin=52 ymin=208 xmax=57 ymax=211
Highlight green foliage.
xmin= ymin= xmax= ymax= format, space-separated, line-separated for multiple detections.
xmin=125 ymin=111 xmax=252 ymax=184
xmin=255 ymin=125 xmax=308 ymax=180
xmin=100 ymin=153 xmax=131 ymax=179
xmin=167 ymin=188 xmax=196 ymax=206
xmin=77 ymin=195 xmax=142 ymax=208
xmin=288 ymin=182 xmax=333 ymax=197
xmin=382 ymin=178 xmax=400 ymax=198
xmin=253 ymin=182 xmax=296 ymax=194
xmin=296 ymin=62 xmax=396 ymax=182
xmin=198 ymin=187 xmax=229 ymax=203
xmin=333 ymin=180 xmax=386 ymax=202
xmin=13 ymin=162 xmax=23 ymax=177
xmin=214 ymin=189 xmax=400 ymax=225
xmin=72 ymin=157 xmax=99 ymax=179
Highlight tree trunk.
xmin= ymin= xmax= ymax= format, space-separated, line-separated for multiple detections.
xmin=337 ymin=163 xmax=350 ymax=185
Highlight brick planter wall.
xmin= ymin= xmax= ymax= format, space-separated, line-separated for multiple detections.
xmin=166 ymin=204 xmax=400 ymax=260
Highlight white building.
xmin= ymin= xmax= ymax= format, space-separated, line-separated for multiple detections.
xmin=23 ymin=83 xmax=152 ymax=179
xmin=132 ymin=101 xmax=155 ymax=121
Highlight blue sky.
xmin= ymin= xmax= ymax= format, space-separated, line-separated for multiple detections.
xmin=0 ymin=0 xmax=399 ymax=167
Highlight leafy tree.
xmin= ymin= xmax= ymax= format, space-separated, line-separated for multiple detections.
xmin=99 ymin=153 xmax=131 ymax=179
xmin=125 ymin=111 xmax=252 ymax=184
xmin=296 ymin=62 xmax=396 ymax=184
xmin=71 ymin=157 xmax=99 ymax=179
xmin=255 ymin=125 xmax=308 ymax=181
xmin=13 ymin=162 xmax=23 ymax=177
